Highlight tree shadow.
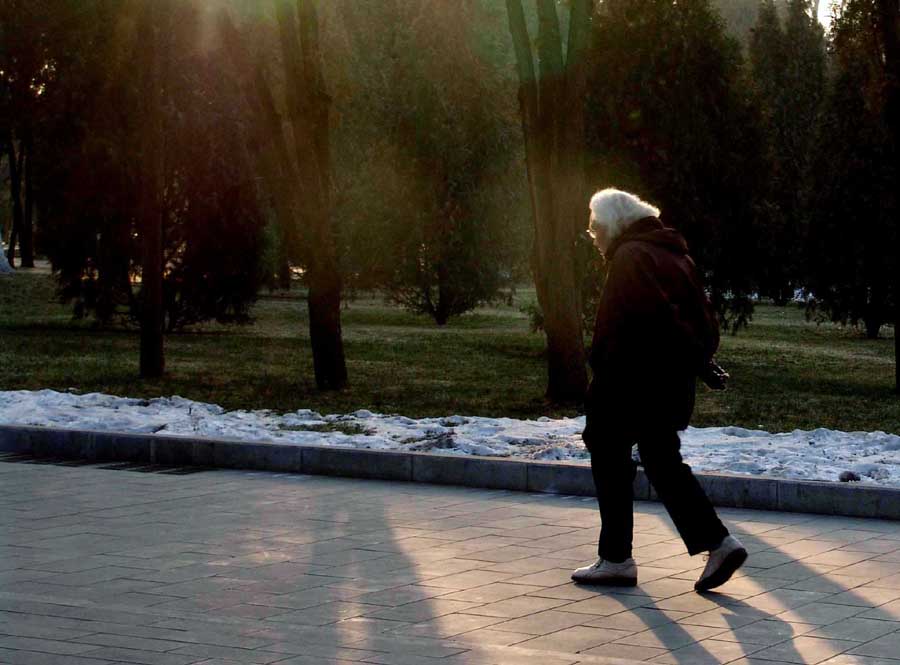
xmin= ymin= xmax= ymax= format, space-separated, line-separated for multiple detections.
xmin=204 ymin=474 xmax=480 ymax=663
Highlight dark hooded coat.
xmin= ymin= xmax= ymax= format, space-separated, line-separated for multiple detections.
xmin=583 ymin=216 xmax=719 ymax=443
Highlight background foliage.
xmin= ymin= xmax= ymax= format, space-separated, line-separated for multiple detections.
xmin=2 ymin=0 xmax=899 ymax=410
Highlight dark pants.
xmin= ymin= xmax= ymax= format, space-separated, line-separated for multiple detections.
xmin=586 ymin=429 xmax=728 ymax=562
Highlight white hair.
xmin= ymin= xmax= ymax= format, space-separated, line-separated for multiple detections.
xmin=588 ymin=188 xmax=661 ymax=244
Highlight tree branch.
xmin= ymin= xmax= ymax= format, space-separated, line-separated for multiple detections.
xmin=505 ymin=0 xmax=538 ymax=121
xmin=535 ymin=0 xmax=564 ymax=77
xmin=218 ymin=11 xmax=301 ymax=258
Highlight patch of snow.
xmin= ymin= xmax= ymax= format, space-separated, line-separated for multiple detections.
xmin=0 ymin=249 xmax=13 ymax=274
xmin=1 ymin=390 xmax=899 ymax=487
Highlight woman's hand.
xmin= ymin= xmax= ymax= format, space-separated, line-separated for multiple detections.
xmin=701 ymin=360 xmax=730 ymax=390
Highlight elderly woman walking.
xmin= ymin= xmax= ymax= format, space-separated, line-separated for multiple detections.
xmin=573 ymin=188 xmax=746 ymax=592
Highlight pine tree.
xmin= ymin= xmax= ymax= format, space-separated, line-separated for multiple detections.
xmin=332 ymin=1 xmax=524 ymax=325
xmin=806 ymin=0 xmax=898 ymax=340
xmin=875 ymin=0 xmax=900 ymax=388
xmin=587 ymin=0 xmax=765 ymax=328
xmin=714 ymin=0 xmax=778 ymax=43
xmin=750 ymin=0 xmax=827 ymax=304
xmin=37 ymin=2 xmax=268 ymax=338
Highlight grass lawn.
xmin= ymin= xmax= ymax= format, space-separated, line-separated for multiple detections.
xmin=2 ymin=270 xmax=899 ymax=433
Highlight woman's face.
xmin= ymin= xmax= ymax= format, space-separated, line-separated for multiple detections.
xmin=588 ymin=212 xmax=610 ymax=253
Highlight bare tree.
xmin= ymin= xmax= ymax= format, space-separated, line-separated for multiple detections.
xmin=505 ymin=0 xmax=592 ymax=402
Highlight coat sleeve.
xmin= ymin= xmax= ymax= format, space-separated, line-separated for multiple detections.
xmin=682 ymin=256 xmax=720 ymax=368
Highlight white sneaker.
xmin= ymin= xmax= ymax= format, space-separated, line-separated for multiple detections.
xmin=695 ymin=535 xmax=747 ymax=592
xmin=571 ymin=557 xmax=637 ymax=586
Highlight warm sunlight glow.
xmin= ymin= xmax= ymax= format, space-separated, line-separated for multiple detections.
xmin=818 ymin=2 xmax=833 ymax=32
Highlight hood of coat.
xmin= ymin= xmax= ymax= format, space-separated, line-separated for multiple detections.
xmin=605 ymin=216 xmax=689 ymax=261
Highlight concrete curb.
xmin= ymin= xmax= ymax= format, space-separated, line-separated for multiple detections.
xmin=2 ymin=424 xmax=898 ymax=520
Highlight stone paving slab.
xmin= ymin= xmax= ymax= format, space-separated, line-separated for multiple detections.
xmin=1 ymin=462 xmax=900 ymax=665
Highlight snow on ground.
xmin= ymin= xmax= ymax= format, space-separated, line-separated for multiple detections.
xmin=2 ymin=389 xmax=899 ymax=487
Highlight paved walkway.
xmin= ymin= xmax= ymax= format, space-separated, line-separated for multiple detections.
xmin=1 ymin=461 xmax=900 ymax=665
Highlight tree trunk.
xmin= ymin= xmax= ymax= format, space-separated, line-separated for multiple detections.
xmin=6 ymin=222 xmax=17 ymax=267
xmin=4 ymin=133 xmax=23 ymax=267
xmin=505 ymin=0 xmax=589 ymax=403
xmin=435 ymin=262 xmax=451 ymax=326
xmin=773 ymin=284 xmax=792 ymax=306
xmin=277 ymin=0 xmax=347 ymax=390
xmin=139 ymin=1 xmax=165 ymax=379
xmin=221 ymin=6 xmax=347 ymax=389
xmin=278 ymin=258 xmax=292 ymax=290
xmin=876 ymin=0 xmax=900 ymax=391
xmin=308 ymin=268 xmax=347 ymax=389
xmin=20 ymin=132 xmax=34 ymax=268
xmin=865 ymin=317 xmax=882 ymax=340
xmin=0 ymin=150 xmax=11 ymax=271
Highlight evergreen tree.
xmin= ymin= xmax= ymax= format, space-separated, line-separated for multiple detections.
xmin=714 ymin=0 xmax=776 ymax=43
xmin=807 ymin=0 xmax=898 ymax=339
xmin=750 ymin=1 xmax=787 ymax=108
xmin=0 ymin=0 xmax=48 ymax=268
xmin=587 ymin=0 xmax=765 ymax=328
xmin=874 ymin=0 xmax=900 ymax=388
xmin=749 ymin=0 xmax=827 ymax=304
xmin=329 ymin=1 xmax=527 ymax=325
xmin=36 ymin=1 xmax=268 ymax=334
